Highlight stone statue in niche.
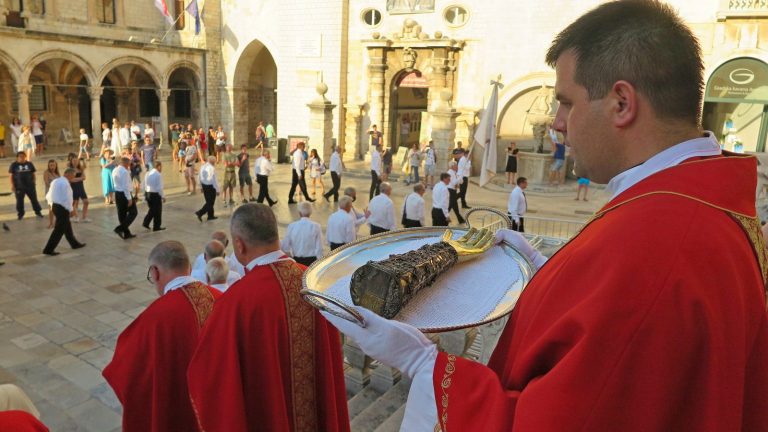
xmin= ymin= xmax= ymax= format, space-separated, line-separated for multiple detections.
xmin=387 ymin=0 xmax=435 ymax=13
xmin=402 ymin=47 xmax=417 ymax=72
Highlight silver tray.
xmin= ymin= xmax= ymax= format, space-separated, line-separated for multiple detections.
xmin=301 ymin=208 xmax=535 ymax=333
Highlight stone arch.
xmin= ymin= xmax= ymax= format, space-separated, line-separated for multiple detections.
xmin=496 ymin=73 xmax=556 ymax=146
xmin=230 ymin=38 xmax=278 ymax=145
xmin=164 ymin=60 xmax=202 ymax=89
xmin=0 ymin=48 xmax=22 ymax=83
xmin=22 ymin=49 xmax=97 ymax=86
xmin=96 ymin=56 xmax=163 ymax=88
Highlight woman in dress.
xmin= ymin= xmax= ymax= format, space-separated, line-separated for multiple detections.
xmin=100 ymin=148 xmax=116 ymax=204
xmin=505 ymin=142 xmax=519 ymax=184
xmin=67 ymin=153 xmax=91 ymax=222
xmin=308 ymin=148 xmax=325 ymax=197
xmin=18 ymin=126 xmax=34 ymax=160
xmin=110 ymin=118 xmax=122 ymax=155
xmin=43 ymin=159 xmax=60 ymax=229
xmin=9 ymin=117 xmax=21 ymax=153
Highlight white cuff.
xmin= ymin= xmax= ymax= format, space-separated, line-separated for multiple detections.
xmin=402 ymin=356 xmax=438 ymax=431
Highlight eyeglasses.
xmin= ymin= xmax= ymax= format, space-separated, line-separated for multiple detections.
xmin=146 ymin=265 xmax=156 ymax=284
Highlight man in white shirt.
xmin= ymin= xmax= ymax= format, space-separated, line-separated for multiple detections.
xmin=456 ymin=148 xmax=472 ymax=209
xmin=367 ymin=182 xmax=396 ymax=235
xmin=191 ymin=230 xmax=244 ymax=277
xmin=447 ymin=161 xmax=466 ymax=224
xmin=369 ymin=144 xmax=383 ymax=200
xmin=43 ymin=168 xmax=86 ymax=255
xmin=323 ymin=146 xmax=344 ymax=202
xmin=288 ymin=141 xmax=314 ymax=203
xmin=196 ymin=156 xmax=220 ymax=222
xmin=507 ymin=176 xmax=528 ymax=232
xmin=402 ymin=183 xmax=426 ymax=228
xmin=120 ymin=122 xmax=132 ymax=151
xmin=142 ymin=161 xmax=166 ymax=231
xmin=113 ymin=157 xmax=138 ymax=239
xmin=431 ymin=173 xmax=451 ymax=226
xmin=281 ymin=202 xmax=324 ymax=266
xmin=101 ymin=122 xmax=111 ymax=151
xmin=326 ymin=196 xmax=357 ymax=250
xmin=191 ymin=239 xmax=241 ymax=285
xmin=344 ymin=186 xmax=370 ymax=232
xmin=255 ymin=150 xmax=277 ymax=206
xmin=205 ymin=257 xmax=232 ymax=293
xmin=423 ymin=141 xmax=437 ymax=189
xmin=130 ymin=121 xmax=141 ymax=141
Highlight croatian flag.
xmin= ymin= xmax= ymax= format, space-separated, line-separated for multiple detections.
xmin=154 ymin=0 xmax=173 ymax=24
xmin=186 ymin=0 xmax=201 ymax=35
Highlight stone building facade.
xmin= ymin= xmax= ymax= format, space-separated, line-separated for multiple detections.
xmin=1 ymin=0 xmax=768 ymax=168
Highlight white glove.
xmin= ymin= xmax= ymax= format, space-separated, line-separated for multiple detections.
xmin=321 ymin=307 xmax=437 ymax=379
xmin=496 ymin=228 xmax=548 ymax=270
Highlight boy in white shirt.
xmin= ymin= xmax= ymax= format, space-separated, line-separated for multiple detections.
xmin=78 ymin=129 xmax=90 ymax=161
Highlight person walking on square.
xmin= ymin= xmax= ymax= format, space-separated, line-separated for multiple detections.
xmin=100 ymin=148 xmax=116 ymax=205
xmin=327 ymin=196 xmax=357 ymax=250
xmin=222 ymin=144 xmax=238 ymax=207
xmin=324 ymin=146 xmax=343 ymax=202
xmin=43 ymin=159 xmax=59 ymax=229
xmin=237 ymin=145 xmax=255 ymax=203
xmin=183 ymin=136 xmax=200 ymax=195
xmin=369 ymin=143 xmax=383 ymax=199
xmin=77 ymin=128 xmax=90 ymax=161
xmin=196 ymin=156 xmax=220 ymax=222
xmin=140 ymin=136 xmax=156 ymax=171
xmin=367 ymin=182 xmax=396 ymax=235
xmin=505 ymin=142 xmax=519 ymax=184
xmin=549 ymin=124 xmax=566 ymax=185
xmin=402 ymin=183 xmax=426 ymax=228
xmin=507 ymin=176 xmax=528 ymax=232
xmin=18 ymin=126 xmax=34 ymax=160
xmin=142 ymin=161 xmax=166 ymax=231
xmin=43 ymin=168 xmax=86 ymax=255
xmin=113 ymin=157 xmax=137 ymax=239
xmin=423 ymin=140 xmax=437 ymax=189
xmin=308 ymin=148 xmax=325 ymax=197
xmin=408 ymin=143 xmax=422 ymax=185
xmin=255 ymin=150 xmax=277 ymax=206
xmin=431 ymin=172 xmax=451 ymax=226
xmin=281 ymin=202 xmax=324 ymax=266
xmin=456 ymin=148 xmax=472 ymax=208
xmin=66 ymin=154 xmax=90 ymax=223
xmin=447 ymin=161 xmax=465 ymax=224
xmin=287 ymin=141 xmax=313 ymax=203
xmin=8 ymin=152 xmax=43 ymax=220
xmin=576 ymin=177 xmax=590 ymax=201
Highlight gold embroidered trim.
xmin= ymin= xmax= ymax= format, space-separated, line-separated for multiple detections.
xmin=436 ymin=354 xmax=456 ymax=432
xmin=597 ymin=191 xmax=754 ymax=220
xmin=271 ymin=261 xmax=318 ymax=432
xmin=728 ymin=213 xmax=768 ymax=302
xmin=179 ymin=282 xmax=216 ymax=328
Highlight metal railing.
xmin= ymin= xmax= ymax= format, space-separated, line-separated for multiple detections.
xmin=523 ymin=215 xmax=585 ymax=240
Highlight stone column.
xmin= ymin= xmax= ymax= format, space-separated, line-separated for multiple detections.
xmin=307 ymin=83 xmax=337 ymax=160
xmin=156 ymin=88 xmax=171 ymax=148
xmin=428 ymin=47 xmax=450 ymax=110
xmin=343 ymin=103 xmax=364 ymax=161
xmin=343 ymin=340 xmax=372 ymax=394
xmin=16 ymin=84 xmax=31 ymax=126
xmin=429 ymin=89 xmax=460 ymax=171
xmin=197 ymin=90 xmax=207 ymax=131
xmin=367 ymin=47 xmax=387 ymax=148
xmin=88 ymin=86 xmax=103 ymax=147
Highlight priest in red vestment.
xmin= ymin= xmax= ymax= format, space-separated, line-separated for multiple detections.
xmin=0 ymin=411 xmax=48 ymax=432
xmin=103 ymin=240 xmax=221 ymax=432
xmin=323 ymin=2 xmax=768 ymax=431
xmin=187 ymin=203 xmax=349 ymax=432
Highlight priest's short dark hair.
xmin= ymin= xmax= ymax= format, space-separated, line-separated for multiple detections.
xmin=231 ymin=203 xmax=279 ymax=247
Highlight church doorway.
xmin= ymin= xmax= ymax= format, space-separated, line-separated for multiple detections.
xmin=389 ymin=70 xmax=429 ymax=154
xmin=232 ymin=40 xmax=278 ymax=147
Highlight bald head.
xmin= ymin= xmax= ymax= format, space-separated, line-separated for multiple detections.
xmin=204 ymin=240 xmax=226 ymax=261
xmin=297 ymin=202 xmax=313 ymax=217
xmin=148 ymin=241 xmax=191 ymax=272
xmin=339 ymin=195 xmax=353 ymax=211
xmin=205 ymin=257 xmax=229 ymax=285
xmin=379 ymin=182 xmax=392 ymax=195
xmin=231 ymin=203 xmax=279 ymax=247
xmin=211 ymin=230 xmax=229 ymax=247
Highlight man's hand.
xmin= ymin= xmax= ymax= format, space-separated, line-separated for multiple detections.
xmin=364 ymin=209 xmax=372 ymax=218
xmin=162 ymin=197 xmax=166 ymax=203
xmin=127 ymin=199 xmax=133 ymax=207
xmin=321 ymin=307 xmax=437 ymax=379
xmin=496 ymin=229 xmax=547 ymax=270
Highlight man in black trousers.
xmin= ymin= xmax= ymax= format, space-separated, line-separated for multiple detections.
xmin=43 ymin=168 xmax=85 ymax=255
xmin=113 ymin=157 xmax=138 ymax=239
xmin=8 ymin=152 xmax=43 ymax=220
xmin=287 ymin=141 xmax=314 ymax=203
xmin=255 ymin=150 xmax=277 ymax=206
xmin=196 ymin=156 xmax=220 ymax=222
xmin=323 ymin=146 xmax=343 ymax=202
xmin=142 ymin=161 xmax=166 ymax=231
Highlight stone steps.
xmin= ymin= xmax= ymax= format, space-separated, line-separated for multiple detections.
xmin=373 ymin=404 xmax=407 ymax=432
xmin=349 ymin=380 xmax=410 ymax=432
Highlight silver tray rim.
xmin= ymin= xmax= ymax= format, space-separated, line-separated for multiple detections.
xmin=301 ymin=224 xmax=535 ymax=333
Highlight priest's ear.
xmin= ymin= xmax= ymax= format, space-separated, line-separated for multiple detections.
xmin=232 ymin=235 xmax=247 ymax=259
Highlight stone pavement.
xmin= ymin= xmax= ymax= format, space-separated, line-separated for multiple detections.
xmin=0 ymin=150 xmax=607 ymax=430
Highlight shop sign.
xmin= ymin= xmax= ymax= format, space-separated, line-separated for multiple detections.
xmin=706 ymin=57 xmax=768 ymax=103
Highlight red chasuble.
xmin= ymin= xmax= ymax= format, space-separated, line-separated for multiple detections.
xmin=434 ymin=154 xmax=768 ymax=431
xmin=103 ymin=282 xmax=220 ymax=432
xmin=187 ymin=260 xmax=350 ymax=432
xmin=0 ymin=411 xmax=48 ymax=432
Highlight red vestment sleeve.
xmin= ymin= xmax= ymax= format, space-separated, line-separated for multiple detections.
xmin=187 ymin=262 xmax=349 ymax=432
xmin=434 ymin=190 xmax=768 ymax=431
xmin=0 ymin=411 xmax=49 ymax=432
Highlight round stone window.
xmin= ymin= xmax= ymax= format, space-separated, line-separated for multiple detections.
xmin=362 ymin=8 xmax=382 ymax=27
xmin=443 ymin=5 xmax=469 ymax=27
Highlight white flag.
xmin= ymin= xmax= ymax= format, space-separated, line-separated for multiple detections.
xmin=475 ymin=80 xmax=502 ymax=188
xmin=155 ymin=0 xmax=174 ymax=24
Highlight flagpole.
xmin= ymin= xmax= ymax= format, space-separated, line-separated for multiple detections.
xmin=157 ymin=12 xmax=184 ymax=43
